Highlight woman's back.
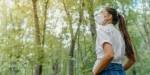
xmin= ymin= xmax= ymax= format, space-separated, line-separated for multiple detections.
xmin=96 ymin=24 xmax=125 ymax=64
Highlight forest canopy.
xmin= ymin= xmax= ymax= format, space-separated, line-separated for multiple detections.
xmin=0 ymin=0 xmax=150 ymax=75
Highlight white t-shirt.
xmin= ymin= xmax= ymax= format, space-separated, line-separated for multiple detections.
xmin=92 ymin=24 xmax=126 ymax=72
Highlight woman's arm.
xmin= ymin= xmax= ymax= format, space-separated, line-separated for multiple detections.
xmin=93 ymin=42 xmax=114 ymax=75
xmin=123 ymin=53 xmax=136 ymax=70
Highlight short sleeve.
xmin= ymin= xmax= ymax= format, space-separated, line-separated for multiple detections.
xmin=97 ymin=30 xmax=112 ymax=48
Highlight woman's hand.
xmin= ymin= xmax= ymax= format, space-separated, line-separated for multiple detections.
xmin=92 ymin=71 xmax=101 ymax=75
xmin=123 ymin=53 xmax=136 ymax=70
xmin=92 ymin=71 xmax=99 ymax=75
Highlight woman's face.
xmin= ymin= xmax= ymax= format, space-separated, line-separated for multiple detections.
xmin=100 ymin=9 xmax=112 ymax=24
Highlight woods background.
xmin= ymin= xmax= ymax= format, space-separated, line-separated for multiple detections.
xmin=0 ymin=0 xmax=150 ymax=75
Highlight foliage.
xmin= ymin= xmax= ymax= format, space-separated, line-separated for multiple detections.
xmin=0 ymin=0 xmax=150 ymax=75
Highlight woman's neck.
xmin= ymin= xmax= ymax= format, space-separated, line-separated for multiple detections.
xmin=103 ymin=23 xmax=113 ymax=26
xmin=103 ymin=20 xmax=113 ymax=26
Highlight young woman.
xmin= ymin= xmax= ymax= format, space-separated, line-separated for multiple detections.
xmin=92 ymin=7 xmax=136 ymax=75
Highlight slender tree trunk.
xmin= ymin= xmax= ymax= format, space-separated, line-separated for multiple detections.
xmin=52 ymin=59 xmax=59 ymax=75
xmin=42 ymin=0 xmax=49 ymax=47
xmin=62 ymin=0 xmax=83 ymax=75
xmin=35 ymin=65 xmax=42 ymax=75
xmin=62 ymin=1 xmax=73 ymax=75
xmin=32 ymin=0 xmax=42 ymax=75
xmin=87 ymin=0 xmax=96 ymax=43
xmin=142 ymin=0 xmax=150 ymax=50
xmin=32 ymin=0 xmax=41 ymax=44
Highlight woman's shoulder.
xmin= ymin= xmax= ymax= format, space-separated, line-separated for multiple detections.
xmin=97 ymin=24 xmax=114 ymax=33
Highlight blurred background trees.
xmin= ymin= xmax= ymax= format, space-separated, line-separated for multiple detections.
xmin=0 ymin=0 xmax=150 ymax=75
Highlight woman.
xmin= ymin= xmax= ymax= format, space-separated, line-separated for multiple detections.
xmin=92 ymin=7 xmax=136 ymax=75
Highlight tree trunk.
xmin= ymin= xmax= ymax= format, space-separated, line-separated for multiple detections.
xmin=87 ymin=0 xmax=96 ymax=43
xmin=32 ymin=0 xmax=42 ymax=75
xmin=42 ymin=0 xmax=49 ymax=47
xmin=35 ymin=65 xmax=42 ymax=75
xmin=32 ymin=0 xmax=41 ymax=45
xmin=52 ymin=59 xmax=59 ymax=75
xmin=62 ymin=0 xmax=83 ymax=75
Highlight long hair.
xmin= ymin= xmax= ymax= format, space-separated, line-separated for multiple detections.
xmin=105 ymin=7 xmax=134 ymax=56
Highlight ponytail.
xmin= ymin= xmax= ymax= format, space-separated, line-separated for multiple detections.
xmin=105 ymin=7 xmax=135 ymax=56
xmin=118 ymin=14 xmax=134 ymax=56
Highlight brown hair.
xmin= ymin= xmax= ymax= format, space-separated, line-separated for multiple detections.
xmin=105 ymin=7 xmax=134 ymax=56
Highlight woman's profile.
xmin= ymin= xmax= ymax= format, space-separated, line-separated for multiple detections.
xmin=92 ymin=7 xmax=136 ymax=75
